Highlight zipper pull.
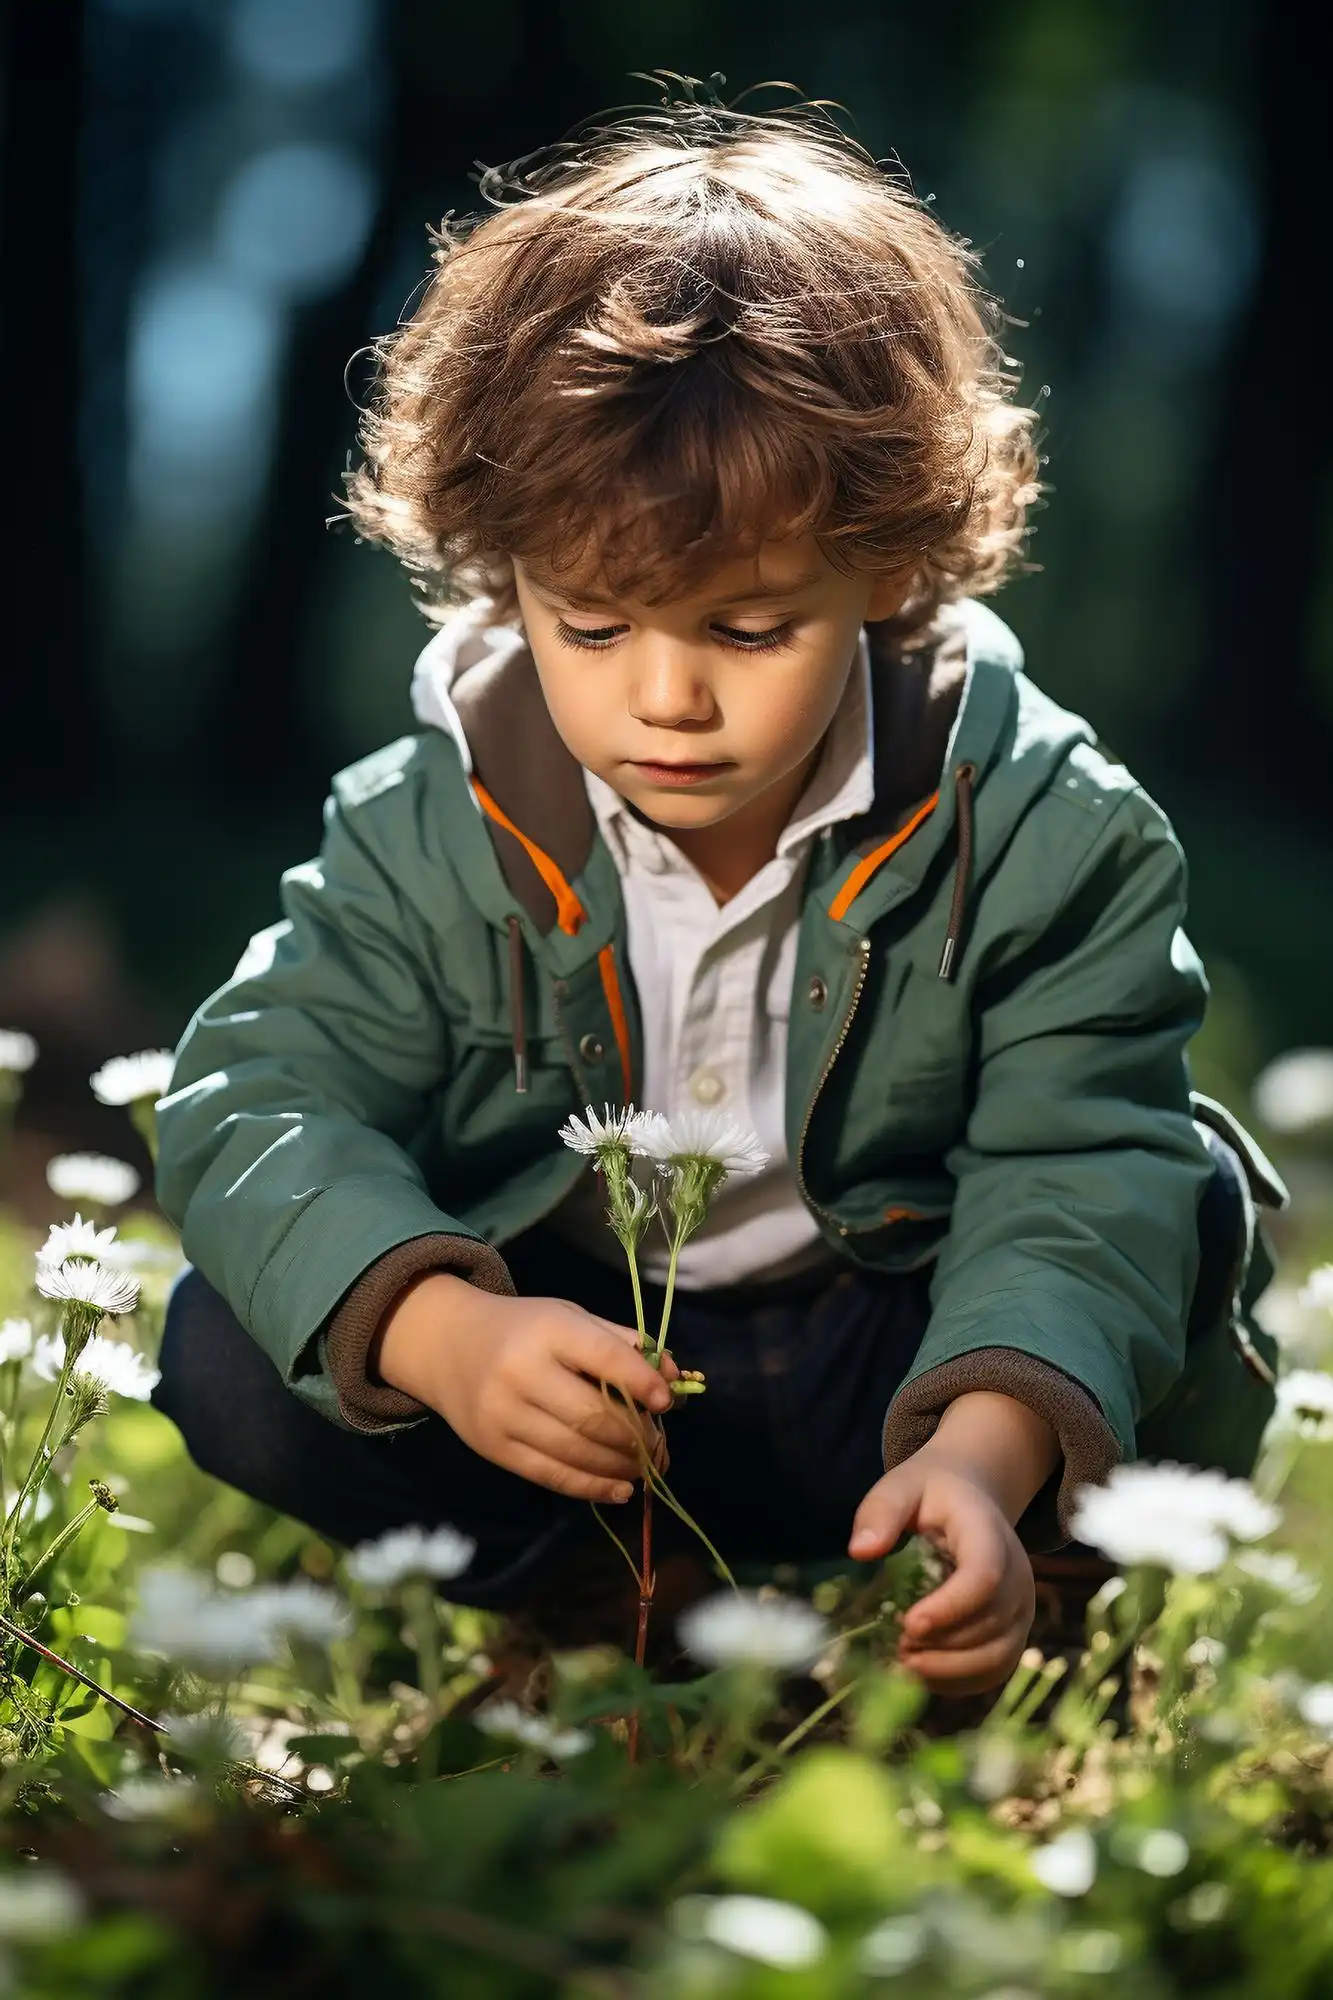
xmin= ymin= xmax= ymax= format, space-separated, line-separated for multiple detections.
xmin=506 ymin=915 xmax=529 ymax=1094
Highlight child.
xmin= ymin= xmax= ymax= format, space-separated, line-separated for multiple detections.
xmin=153 ymin=84 xmax=1285 ymax=1695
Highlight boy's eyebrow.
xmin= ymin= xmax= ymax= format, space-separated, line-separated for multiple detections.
xmin=538 ymin=569 xmax=824 ymax=612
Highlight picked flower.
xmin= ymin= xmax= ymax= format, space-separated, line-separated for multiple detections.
xmin=631 ymin=1108 xmax=770 ymax=1180
xmin=45 ymin=1153 xmax=140 ymax=1208
xmin=35 ymin=1256 xmax=141 ymax=1321
xmin=0 ymin=1318 xmax=34 ymax=1363
xmin=474 ymin=1700 xmax=593 ymax=1761
xmin=38 ymin=1214 xmax=118 ymax=1266
xmin=557 ymin=1102 xmax=642 ymax=1159
xmin=1272 ymin=1368 xmax=1333 ymax=1439
xmin=1069 ymin=1462 xmax=1280 ymax=1577
xmin=32 ymin=1330 xmax=159 ymax=1401
xmin=0 ymin=1028 xmax=38 ymax=1074
xmin=90 ymin=1050 xmax=175 ymax=1107
xmin=677 ymin=1589 xmax=830 ymax=1672
xmin=345 ymin=1522 xmax=476 ymax=1588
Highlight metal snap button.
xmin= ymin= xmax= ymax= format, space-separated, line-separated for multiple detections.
xmin=578 ymin=1033 xmax=605 ymax=1062
xmin=807 ymin=974 xmax=828 ymax=1010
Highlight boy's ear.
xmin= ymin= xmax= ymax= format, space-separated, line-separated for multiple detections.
xmin=864 ymin=567 xmax=919 ymax=622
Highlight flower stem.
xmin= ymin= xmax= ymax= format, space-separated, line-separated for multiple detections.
xmin=1 ymin=1308 xmax=92 ymax=1606
xmin=627 ymin=1487 xmax=654 ymax=1766
xmin=20 ymin=1498 xmax=101 ymax=1596
xmin=654 ymin=1224 xmax=686 ymax=1361
xmin=0 ymin=1606 xmax=161 ymax=1733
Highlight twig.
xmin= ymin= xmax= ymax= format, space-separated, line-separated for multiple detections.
xmin=0 ymin=1607 xmax=163 ymax=1734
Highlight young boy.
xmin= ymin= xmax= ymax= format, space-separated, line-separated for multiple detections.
xmin=153 ymin=86 xmax=1285 ymax=1695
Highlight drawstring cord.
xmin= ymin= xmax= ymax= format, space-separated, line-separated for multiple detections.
xmin=506 ymin=915 xmax=529 ymax=1093
xmin=937 ymin=761 xmax=976 ymax=982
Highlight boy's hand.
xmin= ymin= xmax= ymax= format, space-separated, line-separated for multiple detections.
xmin=849 ymin=1453 xmax=1035 ymax=1694
xmin=373 ymin=1272 xmax=678 ymax=1504
xmin=847 ymin=1393 xmax=1058 ymax=1697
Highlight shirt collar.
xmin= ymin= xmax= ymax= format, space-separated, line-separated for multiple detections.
xmin=584 ymin=630 xmax=875 ymax=859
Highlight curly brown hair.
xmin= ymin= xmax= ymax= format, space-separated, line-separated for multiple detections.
xmin=342 ymin=84 xmax=1041 ymax=633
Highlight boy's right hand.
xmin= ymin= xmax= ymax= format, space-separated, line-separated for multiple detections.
xmin=371 ymin=1271 xmax=677 ymax=1503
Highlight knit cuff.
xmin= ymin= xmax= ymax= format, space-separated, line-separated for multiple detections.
xmin=323 ymin=1232 xmax=516 ymax=1434
xmin=881 ymin=1347 xmax=1122 ymax=1551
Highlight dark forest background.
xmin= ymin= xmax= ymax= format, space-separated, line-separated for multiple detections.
xmin=2 ymin=0 xmax=1330 ymax=1171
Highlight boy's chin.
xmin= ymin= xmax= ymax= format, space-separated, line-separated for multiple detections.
xmin=616 ymin=781 xmax=744 ymax=832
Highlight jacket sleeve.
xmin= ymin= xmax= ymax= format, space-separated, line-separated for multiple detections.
xmin=155 ymin=780 xmax=514 ymax=1432
xmin=883 ymin=786 xmax=1214 ymax=1545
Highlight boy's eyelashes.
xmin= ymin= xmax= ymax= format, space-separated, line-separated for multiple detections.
xmin=552 ymin=617 xmax=797 ymax=656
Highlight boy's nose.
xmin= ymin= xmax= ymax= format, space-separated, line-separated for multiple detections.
xmin=627 ymin=645 xmax=716 ymax=728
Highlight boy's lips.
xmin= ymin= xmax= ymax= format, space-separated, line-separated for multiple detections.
xmin=628 ymin=759 xmax=735 ymax=787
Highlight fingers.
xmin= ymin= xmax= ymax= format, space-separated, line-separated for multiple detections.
xmin=597 ymin=1316 xmax=683 ymax=1385
xmin=508 ymin=1407 xmax=645 ymax=1486
xmin=847 ymin=1467 xmax=923 ymax=1561
xmin=900 ymin=1505 xmax=1011 ymax=1639
xmin=898 ymin=1633 xmax=1024 ymax=1697
xmin=555 ymin=1316 xmax=673 ymax=1414
xmin=503 ymin=1439 xmax=640 ymax=1506
xmin=538 ymin=1369 xmax=664 ymax=1460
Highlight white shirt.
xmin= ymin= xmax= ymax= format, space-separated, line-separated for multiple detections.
xmin=547 ymin=635 xmax=876 ymax=1288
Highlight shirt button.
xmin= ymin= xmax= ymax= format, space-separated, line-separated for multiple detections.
xmin=807 ymin=975 xmax=828 ymax=1010
xmin=689 ymin=1067 xmax=727 ymax=1106
xmin=579 ymin=1033 xmax=605 ymax=1062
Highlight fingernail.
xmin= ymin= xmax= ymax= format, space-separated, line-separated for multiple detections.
xmin=613 ymin=1484 xmax=633 ymax=1503
xmin=849 ymin=1530 xmax=876 ymax=1555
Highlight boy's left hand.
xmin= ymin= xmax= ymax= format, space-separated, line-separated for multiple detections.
xmin=848 ymin=1451 xmax=1036 ymax=1696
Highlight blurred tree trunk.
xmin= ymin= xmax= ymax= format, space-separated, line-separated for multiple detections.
xmin=1 ymin=0 xmax=98 ymax=799
xmin=1183 ymin=3 xmax=1329 ymax=824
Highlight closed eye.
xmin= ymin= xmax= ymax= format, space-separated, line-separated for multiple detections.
xmin=554 ymin=619 xmax=796 ymax=655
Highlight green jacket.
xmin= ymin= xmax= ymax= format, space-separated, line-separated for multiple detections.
xmin=157 ymin=599 xmax=1279 ymax=1520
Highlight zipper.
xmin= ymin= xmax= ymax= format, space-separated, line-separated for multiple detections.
xmin=793 ymin=934 xmax=873 ymax=1237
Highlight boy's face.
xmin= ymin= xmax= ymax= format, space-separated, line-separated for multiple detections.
xmin=512 ymin=536 xmax=913 ymax=835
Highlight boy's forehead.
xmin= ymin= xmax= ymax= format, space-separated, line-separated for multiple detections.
xmin=518 ymin=540 xmax=826 ymax=609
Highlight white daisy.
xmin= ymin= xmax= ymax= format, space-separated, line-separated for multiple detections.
xmin=473 ymin=1701 xmax=593 ymax=1760
xmin=45 ymin=1153 xmax=140 ymax=1208
xmin=1297 ymin=1682 xmax=1333 ymax=1736
xmin=1031 ymin=1826 xmax=1098 ymax=1897
xmin=34 ymin=1329 xmax=154 ymax=1395
xmin=89 ymin=1049 xmax=175 ymax=1107
xmin=129 ymin=1569 xmax=283 ymax=1676
xmin=0 ymin=1318 xmax=34 ymax=1363
xmin=1069 ymin=1463 xmax=1280 ymax=1576
xmin=0 ymin=1029 xmax=38 ymax=1075
xmin=129 ymin=1570 xmax=350 ymax=1676
xmin=1297 ymin=1266 xmax=1333 ymax=1315
xmin=98 ymin=1237 xmax=183 ymax=1273
xmin=0 ymin=1869 xmax=83 ymax=1939
xmin=676 ymin=1590 xmax=829 ymax=1672
xmin=556 ymin=1103 xmax=641 ymax=1157
xmin=674 ymin=1894 xmax=829 ymax=1970
xmin=1252 ymin=1049 xmax=1333 ymax=1135
xmin=1233 ymin=1548 xmax=1317 ymax=1604
xmin=37 ymin=1215 xmax=119 ymax=1265
xmin=34 ymin=1256 xmax=141 ymax=1320
xmin=631 ymin=1108 xmax=769 ymax=1177
xmin=155 ymin=1710 xmax=250 ymax=1762
xmin=250 ymin=1578 xmax=354 ymax=1647
xmin=345 ymin=1523 xmax=476 ymax=1588
xmin=1272 ymin=1368 xmax=1333 ymax=1439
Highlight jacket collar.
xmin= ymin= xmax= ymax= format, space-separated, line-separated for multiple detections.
xmin=409 ymin=597 xmax=1022 ymax=941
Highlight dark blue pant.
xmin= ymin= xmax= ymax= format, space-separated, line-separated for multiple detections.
xmin=152 ymin=1126 xmax=1251 ymax=1608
